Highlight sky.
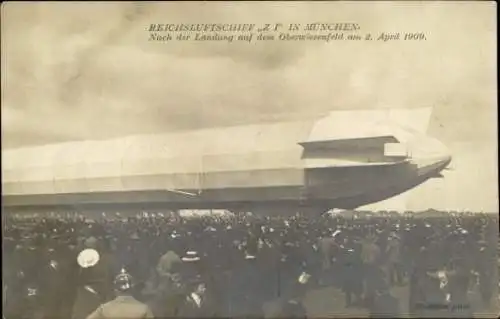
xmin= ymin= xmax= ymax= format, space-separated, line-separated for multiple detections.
xmin=1 ymin=1 xmax=497 ymax=212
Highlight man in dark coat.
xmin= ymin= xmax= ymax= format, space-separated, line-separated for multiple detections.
xmin=72 ymin=241 xmax=115 ymax=319
xmin=447 ymin=260 xmax=473 ymax=318
xmin=385 ymin=234 xmax=403 ymax=286
xmin=144 ymin=250 xmax=187 ymax=318
xmin=228 ymin=249 xmax=263 ymax=318
xmin=408 ymin=246 xmax=430 ymax=316
xmin=38 ymin=247 xmax=69 ymax=319
xmin=155 ymin=250 xmax=183 ymax=279
xmin=341 ymin=241 xmax=364 ymax=308
xmin=318 ymin=235 xmax=340 ymax=271
xmin=475 ymin=241 xmax=495 ymax=308
xmin=178 ymin=277 xmax=218 ymax=318
xmin=180 ymin=250 xmax=221 ymax=318
xmin=361 ymin=236 xmax=383 ymax=308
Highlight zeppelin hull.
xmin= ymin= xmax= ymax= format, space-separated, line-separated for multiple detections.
xmin=2 ymin=161 xmax=424 ymax=212
xmin=2 ymin=107 xmax=450 ymax=213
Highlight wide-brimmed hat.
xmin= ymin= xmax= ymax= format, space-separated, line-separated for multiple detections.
xmin=77 ymin=248 xmax=100 ymax=268
xmin=182 ymin=251 xmax=200 ymax=262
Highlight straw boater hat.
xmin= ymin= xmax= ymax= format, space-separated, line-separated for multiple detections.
xmin=245 ymin=252 xmax=256 ymax=260
xmin=77 ymin=248 xmax=100 ymax=268
xmin=297 ymin=271 xmax=311 ymax=284
xmin=182 ymin=251 xmax=200 ymax=262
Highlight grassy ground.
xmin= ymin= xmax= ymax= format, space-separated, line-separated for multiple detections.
xmin=263 ymin=282 xmax=499 ymax=318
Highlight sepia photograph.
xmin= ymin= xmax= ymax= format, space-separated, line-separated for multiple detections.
xmin=1 ymin=1 xmax=498 ymax=318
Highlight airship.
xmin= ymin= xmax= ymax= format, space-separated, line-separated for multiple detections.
xmin=2 ymin=107 xmax=451 ymax=216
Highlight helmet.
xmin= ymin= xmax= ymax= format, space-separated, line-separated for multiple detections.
xmin=114 ymin=268 xmax=134 ymax=292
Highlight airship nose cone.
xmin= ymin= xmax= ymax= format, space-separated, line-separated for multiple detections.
xmin=407 ymin=137 xmax=452 ymax=175
xmin=442 ymin=154 xmax=452 ymax=168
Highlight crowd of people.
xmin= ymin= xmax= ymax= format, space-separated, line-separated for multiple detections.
xmin=2 ymin=210 xmax=499 ymax=318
